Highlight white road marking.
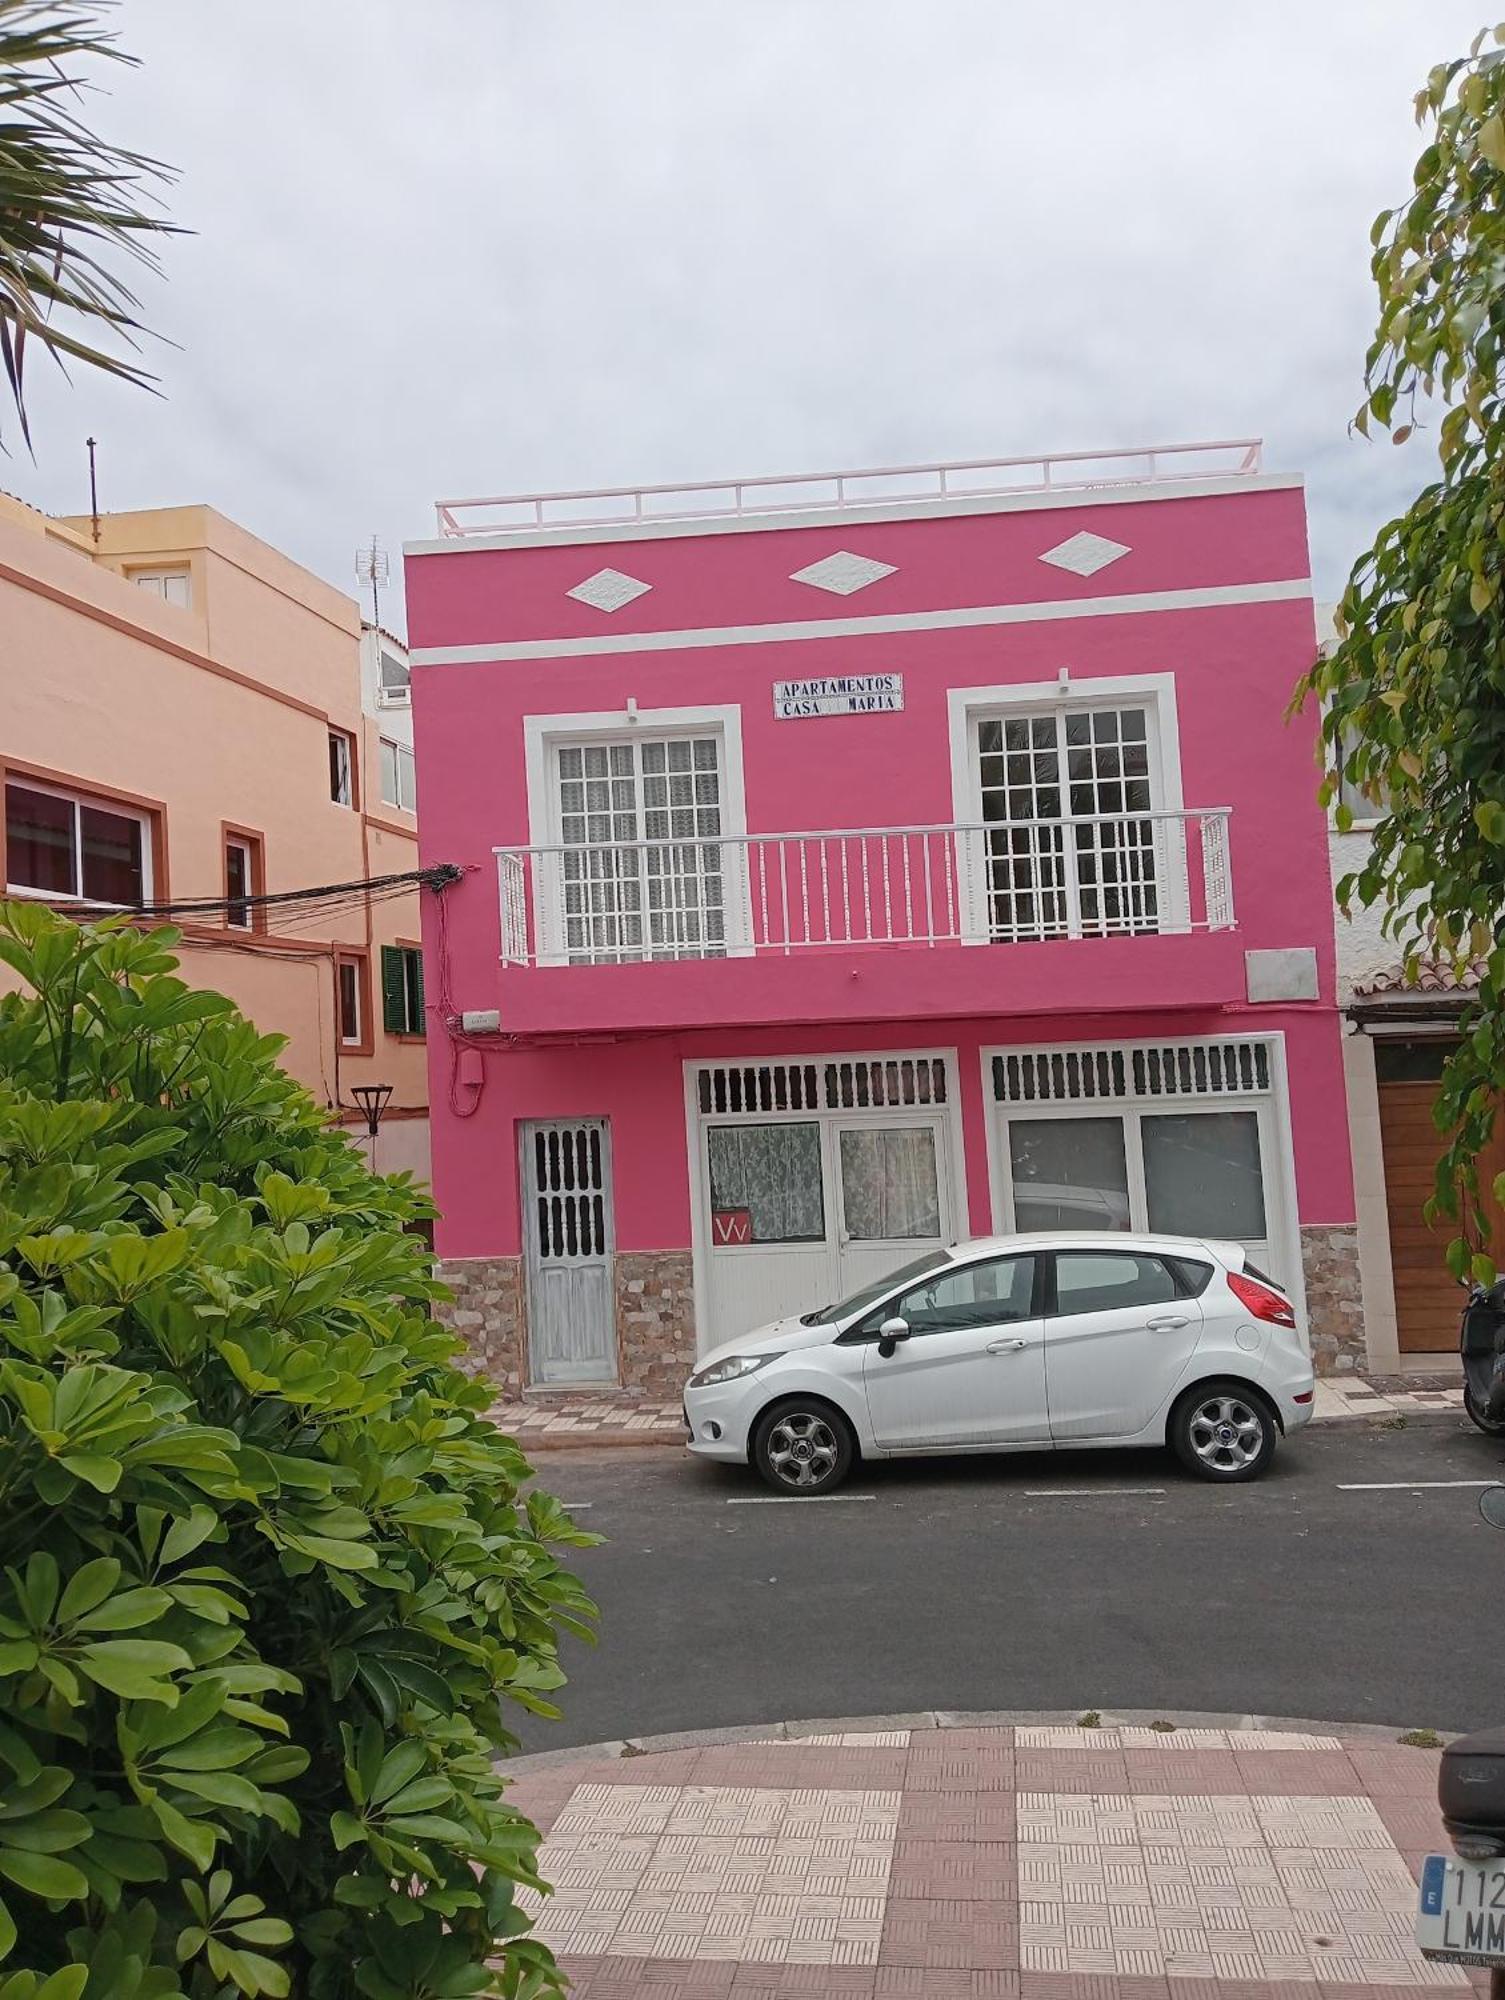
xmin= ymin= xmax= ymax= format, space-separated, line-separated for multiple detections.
xmin=725 ymin=1493 xmax=878 ymax=1505
xmin=1336 ymin=1479 xmax=1497 ymax=1491
xmin=1025 ymin=1487 xmax=1167 ymax=1498
xmin=559 ymin=1502 xmax=594 ymax=1509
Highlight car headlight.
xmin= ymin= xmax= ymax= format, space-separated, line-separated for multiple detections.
xmin=688 ymin=1353 xmax=777 ymax=1390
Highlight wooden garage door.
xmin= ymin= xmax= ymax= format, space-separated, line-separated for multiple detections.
xmin=1377 ymin=1040 xmax=1505 ymax=1353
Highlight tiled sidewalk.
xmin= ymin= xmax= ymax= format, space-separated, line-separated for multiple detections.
xmin=485 ymin=1380 xmax=1465 ymax=1450
xmin=505 ymin=1725 xmax=1474 ymax=1997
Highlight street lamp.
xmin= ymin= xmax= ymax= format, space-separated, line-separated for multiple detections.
xmin=349 ymin=1083 xmax=393 ymax=1171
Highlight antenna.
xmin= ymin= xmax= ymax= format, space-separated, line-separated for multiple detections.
xmin=355 ymin=535 xmax=389 ymax=633
xmin=86 ymin=437 xmax=100 ymax=543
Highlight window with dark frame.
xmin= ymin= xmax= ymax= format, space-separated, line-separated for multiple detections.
xmin=4 ymin=779 xmax=150 ymax=906
xmin=381 ymin=944 xmax=425 ymax=1036
xmin=336 ymin=957 xmax=363 ymax=1045
xmin=328 ymin=730 xmax=354 ymax=807
xmin=225 ymin=836 xmax=256 ymax=929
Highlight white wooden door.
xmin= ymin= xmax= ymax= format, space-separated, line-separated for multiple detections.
xmin=833 ymin=1116 xmax=951 ymax=1297
xmin=702 ymin=1118 xmax=839 ymax=1344
xmin=522 ymin=1120 xmax=617 ymax=1384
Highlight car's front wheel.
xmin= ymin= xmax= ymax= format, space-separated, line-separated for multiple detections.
xmin=1464 ymin=1382 xmax=1505 ymax=1436
xmin=1170 ymin=1380 xmax=1278 ymax=1482
xmin=751 ymin=1398 xmax=855 ymax=1496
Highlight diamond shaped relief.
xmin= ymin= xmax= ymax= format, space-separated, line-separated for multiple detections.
xmin=566 ymin=567 xmax=652 ymax=613
xmin=788 ymin=551 xmax=897 ymax=596
xmin=1038 ymin=531 xmax=1131 ymax=578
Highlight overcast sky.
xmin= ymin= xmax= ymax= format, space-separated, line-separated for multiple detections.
xmin=9 ymin=1 xmax=1484 ymax=627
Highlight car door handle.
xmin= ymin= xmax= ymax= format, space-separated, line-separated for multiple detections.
xmin=986 ymin=1336 xmax=1030 ymax=1354
xmin=1146 ymin=1314 xmax=1191 ymax=1332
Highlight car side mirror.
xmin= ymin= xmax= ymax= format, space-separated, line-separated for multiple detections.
xmin=877 ymin=1316 xmax=910 ymax=1359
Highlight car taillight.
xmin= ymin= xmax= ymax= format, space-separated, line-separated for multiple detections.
xmin=1227 ymin=1270 xmax=1298 ymax=1328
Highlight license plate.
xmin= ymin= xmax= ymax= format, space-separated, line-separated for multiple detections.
xmin=1417 ymin=1853 xmax=1505 ymax=1964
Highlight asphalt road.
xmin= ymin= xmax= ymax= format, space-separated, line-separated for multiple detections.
xmin=510 ymin=1418 xmax=1505 ymax=1751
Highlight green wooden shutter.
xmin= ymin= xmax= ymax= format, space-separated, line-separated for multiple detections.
xmin=381 ymin=946 xmax=405 ymax=1034
xmin=406 ymin=947 xmax=425 ymax=1032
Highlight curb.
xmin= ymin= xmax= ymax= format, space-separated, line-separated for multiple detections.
xmin=501 ymin=1706 xmax=1456 ymax=1776
xmin=514 ymin=1429 xmax=682 ymax=1452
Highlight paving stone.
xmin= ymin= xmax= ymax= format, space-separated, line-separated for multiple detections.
xmin=511 ymin=1732 xmax=1469 ymax=1992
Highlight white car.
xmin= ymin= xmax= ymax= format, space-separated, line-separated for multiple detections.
xmin=684 ymin=1232 xmax=1314 ymax=1495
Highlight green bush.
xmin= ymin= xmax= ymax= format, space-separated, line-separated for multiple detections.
xmin=0 ymin=903 xmax=597 ymax=1999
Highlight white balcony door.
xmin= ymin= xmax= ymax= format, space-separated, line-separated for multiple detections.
xmin=549 ymin=734 xmax=728 ymax=963
xmin=974 ymin=704 xmax=1167 ymax=942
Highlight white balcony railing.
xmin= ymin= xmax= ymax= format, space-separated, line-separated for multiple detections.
xmin=495 ymin=810 xmax=1234 ymax=967
xmin=439 ymin=440 xmax=1262 ymax=538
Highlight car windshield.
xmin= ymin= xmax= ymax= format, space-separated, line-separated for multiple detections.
xmin=798 ymin=1248 xmax=955 ymax=1327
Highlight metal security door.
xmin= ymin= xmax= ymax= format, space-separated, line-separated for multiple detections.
xmin=522 ymin=1120 xmax=617 ymax=1385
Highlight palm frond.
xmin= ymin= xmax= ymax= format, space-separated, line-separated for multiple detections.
xmin=0 ymin=0 xmax=180 ymax=451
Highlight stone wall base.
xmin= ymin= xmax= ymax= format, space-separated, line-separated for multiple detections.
xmin=434 ymin=1255 xmax=526 ymax=1398
xmin=435 ymin=1250 xmax=696 ymax=1400
xmin=1300 ymin=1224 xmax=1365 ymax=1375
xmin=614 ymin=1251 xmax=697 ymax=1400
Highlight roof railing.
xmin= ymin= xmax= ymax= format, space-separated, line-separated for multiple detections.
xmin=435 ymin=438 xmax=1263 ymax=539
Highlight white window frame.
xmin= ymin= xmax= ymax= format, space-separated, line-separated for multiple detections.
xmin=129 ymin=566 xmax=191 ymax=609
xmin=329 ymin=730 xmax=355 ymax=808
xmin=377 ymin=651 xmax=411 ymax=708
xmin=379 ymin=737 xmax=417 ymax=813
xmin=978 ymin=1032 xmax=1308 ymax=1333
xmin=523 ymin=703 xmax=748 ymax=967
xmin=3 ymin=774 xmax=154 ymax=907
xmin=1326 ymin=708 xmax=1387 ymax=832
xmin=946 ymin=672 xmax=1187 ymax=943
xmin=682 ymin=1046 xmax=969 ymax=1356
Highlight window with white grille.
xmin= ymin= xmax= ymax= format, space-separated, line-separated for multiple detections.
xmin=977 ymin=705 xmax=1159 ymax=941
xmin=992 ymin=1040 xmax=1271 ymax=1105
xmin=988 ymin=1038 xmax=1285 ymax=1279
xmin=556 ymin=735 xmax=724 ymax=962
xmin=824 ymin=1057 xmax=948 ymax=1109
xmin=698 ymin=1063 xmax=822 ymax=1116
xmin=532 ymin=1123 xmax=608 ymax=1260
xmin=696 ymin=1056 xmax=948 ymax=1116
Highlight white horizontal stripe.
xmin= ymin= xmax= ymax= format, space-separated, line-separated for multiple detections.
xmin=410 ymin=575 xmax=1313 ymax=667
xmin=405 ymin=471 xmax=1303 ymax=555
xmin=1024 ymin=1487 xmax=1167 ymax=1498
xmin=725 ymin=1493 xmax=877 ymax=1504
xmin=1336 ymin=1480 xmax=1496 ymax=1491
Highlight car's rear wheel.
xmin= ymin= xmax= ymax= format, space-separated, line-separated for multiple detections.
xmin=751 ymin=1398 xmax=855 ymax=1496
xmin=1170 ymin=1380 xmax=1278 ymax=1482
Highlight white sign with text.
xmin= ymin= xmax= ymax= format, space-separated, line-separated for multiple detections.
xmin=773 ymin=673 xmax=904 ymax=719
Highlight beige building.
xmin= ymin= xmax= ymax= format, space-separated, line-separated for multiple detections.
xmin=0 ymin=494 xmax=430 ymax=1180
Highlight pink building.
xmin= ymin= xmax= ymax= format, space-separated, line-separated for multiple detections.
xmin=405 ymin=442 xmax=1359 ymax=1398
